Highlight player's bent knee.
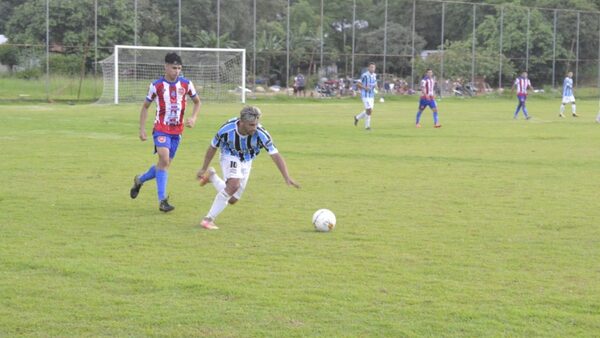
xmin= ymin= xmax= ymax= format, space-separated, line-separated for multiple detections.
xmin=225 ymin=181 xmax=241 ymax=195
xmin=228 ymin=197 xmax=239 ymax=204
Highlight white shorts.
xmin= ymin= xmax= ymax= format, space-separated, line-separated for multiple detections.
xmin=362 ymin=97 xmax=375 ymax=110
xmin=220 ymin=154 xmax=253 ymax=200
xmin=562 ymin=95 xmax=575 ymax=104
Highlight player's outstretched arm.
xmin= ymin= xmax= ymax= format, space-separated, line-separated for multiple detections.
xmin=270 ymin=153 xmax=300 ymax=189
xmin=186 ymin=95 xmax=201 ymax=128
xmin=139 ymin=101 xmax=151 ymax=141
xmin=196 ymin=145 xmax=218 ymax=180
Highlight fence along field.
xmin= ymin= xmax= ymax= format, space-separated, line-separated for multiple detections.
xmin=1 ymin=0 xmax=600 ymax=103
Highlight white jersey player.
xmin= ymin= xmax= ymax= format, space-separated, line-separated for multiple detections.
xmin=560 ymin=71 xmax=578 ymax=118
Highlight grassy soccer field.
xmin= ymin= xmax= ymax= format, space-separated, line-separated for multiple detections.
xmin=1 ymin=96 xmax=599 ymax=336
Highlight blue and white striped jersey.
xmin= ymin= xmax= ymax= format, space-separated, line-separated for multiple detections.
xmin=360 ymin=71 xmax=377 ymax=99
xmin=563 ymin=77 xmax=573 ymax=97
xmin=211 ymin=118 xmax=278 ymax=162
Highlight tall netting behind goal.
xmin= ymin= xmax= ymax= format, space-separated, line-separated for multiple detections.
xmin=98 ymin=45 xmax=246 ymax=104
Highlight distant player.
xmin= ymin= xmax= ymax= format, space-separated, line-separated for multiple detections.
xmin=130 ymin=52 xmax=201 ymax=212
xmin=559 ymin=71 xmax=578 ymax=118
xmin=415 ymin=69 xmax=441 ymax=128
xmin=196 ymin=106 xmax=300 ymax=230
xmin=512 ymin=71 xmax=533 ymax=120
xmin=353 ymin=62 xmax=378 ymax=130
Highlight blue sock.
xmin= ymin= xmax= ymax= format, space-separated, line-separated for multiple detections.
xmin=416 ymin=111 xmax=423 ymax=124
xmin=514 ymin=103 xmax=522 ymax=117
xmin=156 ymin=169 xmax=168 ymax=201
xmin=139 ymin=165 xmax=156 ymax=183
xmin=433 ymin=111 xmax=439 ymax=124
xmin=523 ymin=106 xmax=529 ymax=117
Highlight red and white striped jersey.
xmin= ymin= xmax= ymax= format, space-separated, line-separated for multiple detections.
xmin=420 ymin=77 xmax=435 ymax=99
xmin=146 ymin=76 xmax=198 ymax=135
xmin=514 ymin=77 xmax=531 ymax=95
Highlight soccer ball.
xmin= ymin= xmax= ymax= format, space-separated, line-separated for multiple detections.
xmin=312 ymin=209 xmax=336 ymax=232
xmin=379 ymin=97 xmax=385 ymax=103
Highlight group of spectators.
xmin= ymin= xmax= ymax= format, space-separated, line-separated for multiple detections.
xmin=289 ymin=72 xmax=494 ymax=98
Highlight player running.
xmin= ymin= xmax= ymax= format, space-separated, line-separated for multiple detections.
xmin=559 ymin=71 xmax=578 ymax=118
xmin=196 ymin=106 xmax=300 ymax=230
xmin=353 ymin=62 xmax=378 ymax=130
xmin=512 ymin=71 xmax=533 ymax=120
xmin=130 ymin=52 xmax=201 ymax=212
xmin=415 ymin=69 xmax=441 ymax=128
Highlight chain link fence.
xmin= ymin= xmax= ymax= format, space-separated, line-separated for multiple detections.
xmin=0 ymin=0 xmax=599 ymax=102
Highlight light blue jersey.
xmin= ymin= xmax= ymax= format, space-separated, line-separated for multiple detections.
xmin=360 ymin=71 xmax=377 ymax=99
xmin=563 ymin=77 xmax=573 ymax=97
xmin=211 ymin=118 xmax=278 ymax=162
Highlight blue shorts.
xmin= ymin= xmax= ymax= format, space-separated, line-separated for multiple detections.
xmin=517 ymin=94 xmax=527 ymax=103
xmin=153 ymin=131 xmax=181 ymax=159
xmin=419 ymin=98 xmax=437 ymax=109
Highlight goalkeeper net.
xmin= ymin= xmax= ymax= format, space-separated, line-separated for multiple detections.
xmin=98 ymin=45 xmax=246 ymax=104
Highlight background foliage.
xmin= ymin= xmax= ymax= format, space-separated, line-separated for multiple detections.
xmin=0 ymin=0 xmax=599 ymax=87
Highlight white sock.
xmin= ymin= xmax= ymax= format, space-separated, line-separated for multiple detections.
xmin=356 ymin=111 xmax=367 ymax=120
xmin=211 ymin=173 xmax=226 ymax=192
xmin=572 ymin=104 xmax=576 ymax=114
xmin=206 ymin=190 xmax=230 ymax=220
xmin=365 ymin=115 xmax=371 ymax=128
xmin=560 ymin=104 xmax=565 ymax=114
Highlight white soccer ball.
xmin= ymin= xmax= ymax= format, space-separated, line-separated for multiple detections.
xmin=379 ymin=97 xmax=385 ymax=103
xmin=312 ymin=209 xmax=336 ymax=232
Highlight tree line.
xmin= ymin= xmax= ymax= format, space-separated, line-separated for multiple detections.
xmin=1 ymin=0 xmax=599 ymax=86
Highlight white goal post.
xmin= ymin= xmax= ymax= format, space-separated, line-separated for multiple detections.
xmin=98 ymin=45 xmax=246 ymax=104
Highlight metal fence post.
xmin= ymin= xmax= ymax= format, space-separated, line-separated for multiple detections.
xmin=552 ymin=9 xmax=557 ymax=88
xmin=320 ymin=0 xmax=323 ymax=73
xmin=286 ymin=0 xmax=290 ymax=90
xmin=383 ymin=0 xmax=388 ymax=87
xmin=499 ymin=5 xmax=504 ymax=89
xmin=217 ymin=0 xmax=220 ymax=48
xmin=253 ymin=0 xmax=256 ymax=93
xmin=46 ymin=0 xmax=50 ymax=102
xmin=471 ymin=4 xmax=476 ymax=86
xmin=411 ymin=0 xmax=416 ymax=89
xmin=351 ymin=0 xmax=356 ymax=79
xmin=526 ymin=8 xmax=530 ymax=71
xmin=575 ymin=11 xmax=580 ymax=88
xmin=440 ymin=2 xmax=445 ymax=91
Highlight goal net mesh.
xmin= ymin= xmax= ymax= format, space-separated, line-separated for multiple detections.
xmin=97 ymin=47 xmax=245 ymax=104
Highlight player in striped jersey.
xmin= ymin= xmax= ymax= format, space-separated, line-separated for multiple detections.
xmin=129 ymin=52 xmax=201 ymax=212
xmin=559 ymin=71 xmax=578 ymax=118
xmin=196 ymin=106 xmax=300 ymax=230
xmin=353 ymin=62 xmax=378 ymax=130
xmin=415 ymin=69 xmax=441 ymax=128
xmin=511 ymin=71 xmax=533 ymax=120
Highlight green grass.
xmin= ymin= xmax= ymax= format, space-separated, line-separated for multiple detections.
xmin=0 ymin=76 xmax=104 ymax=102
xmin=1 ymin=96 xmax=599 ymax=336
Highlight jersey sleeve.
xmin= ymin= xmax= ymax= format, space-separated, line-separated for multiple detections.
xmin=257 ymin=126 xmax=278 ymax=155
xmin=146 ymin=83 xmax=157 ymax=102
xmin=210 ymin=131 xmax=222 ymax=148
xmin=187 ymin=81 xmax=198 ymax=98
xmin=361 ymin=74 xmax=368 ymax=88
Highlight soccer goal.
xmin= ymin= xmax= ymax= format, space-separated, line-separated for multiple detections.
xmin=98 ymin=45 xmax=246 ymax=104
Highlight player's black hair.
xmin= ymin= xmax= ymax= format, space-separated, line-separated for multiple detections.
xmin=165 ymin=52 xmax=183 ymax=65
xmin=368 ymin=62 xmax=376 ymax=66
